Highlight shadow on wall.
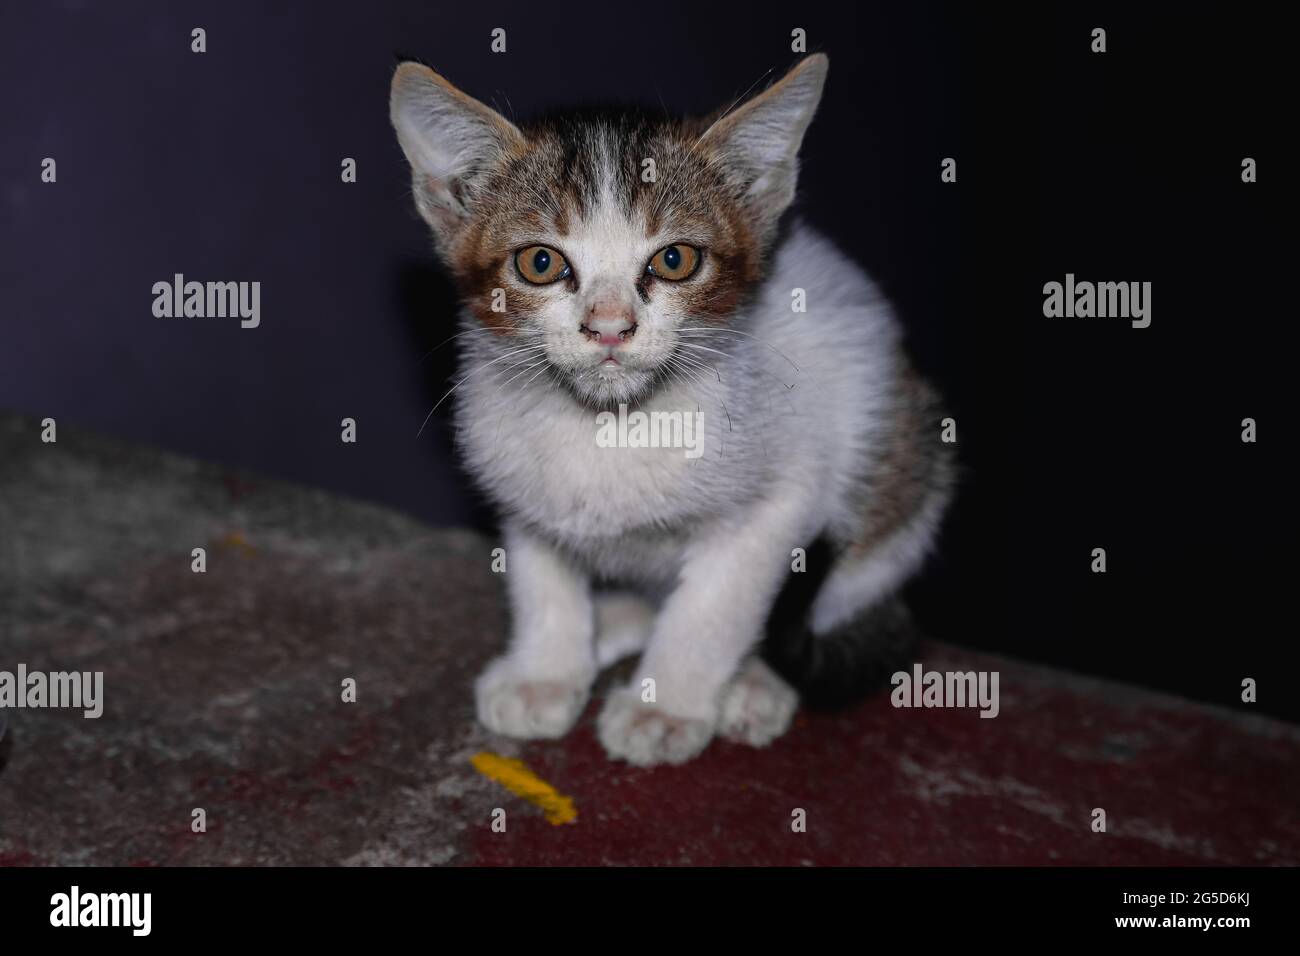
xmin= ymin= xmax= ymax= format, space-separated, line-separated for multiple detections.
xmin=395 ymin=258 xmax=499 ymax=535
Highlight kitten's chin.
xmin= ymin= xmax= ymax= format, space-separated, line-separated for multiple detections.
xmin=566 ymin=364 xmax=659 ymax=407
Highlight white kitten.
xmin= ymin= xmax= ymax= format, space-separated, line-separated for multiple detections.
xmin=391 ymin=54 xmax=954 ymax=765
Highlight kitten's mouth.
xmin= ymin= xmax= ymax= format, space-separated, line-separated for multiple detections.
xmin=563 ymin=354 xmax=659 ymax=407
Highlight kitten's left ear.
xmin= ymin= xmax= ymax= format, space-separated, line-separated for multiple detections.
xmin=700 ymin=54 xmax=828 ymax=240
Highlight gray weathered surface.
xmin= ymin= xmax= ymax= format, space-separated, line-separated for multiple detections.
xmin=0 ymin=413 xmax=512 ymax=864
xmin=2 ymin=413 xmax=1297 ymax=866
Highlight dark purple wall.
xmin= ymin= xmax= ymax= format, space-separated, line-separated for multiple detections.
xmin=0 ymin=1 xmax=961 ymax=529
xmin=1 ymin=2 xmax=1292 ymax=719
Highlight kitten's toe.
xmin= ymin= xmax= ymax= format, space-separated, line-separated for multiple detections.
xmin=718 ymin=657 xmax=798 ymax=747
xmin=596 ymin=689 xmax=715 ymax=766
xmin=474 ymin=658 xmax=591 ymax=740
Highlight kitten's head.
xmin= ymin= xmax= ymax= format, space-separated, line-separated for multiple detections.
xmin=390 ymin=55 xmax=827 ymax=406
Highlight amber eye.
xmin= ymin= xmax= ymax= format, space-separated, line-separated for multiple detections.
xmin=646 ymin=244 xmax=701 ymax=281
xmin=515 ymin=246 xmax=571 ymax=284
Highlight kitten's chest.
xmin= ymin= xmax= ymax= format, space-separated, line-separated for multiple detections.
xmin=458 ymin=386 xmax=712 ymax=540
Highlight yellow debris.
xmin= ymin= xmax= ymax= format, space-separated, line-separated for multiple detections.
xmin=470 ymin=752 xmax=578 ymax=825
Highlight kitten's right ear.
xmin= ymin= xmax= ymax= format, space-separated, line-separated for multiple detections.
xmin=389 ymin=63 xmax=523 ymax=235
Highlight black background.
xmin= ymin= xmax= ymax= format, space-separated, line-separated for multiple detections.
xmin=0 ymin=865 xmax=1285 ymax=940
xmin=0 ymin=2 xmax=1292 ymax=719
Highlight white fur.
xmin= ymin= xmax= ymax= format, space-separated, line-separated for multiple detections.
xmin=474 ymin=521 xmax=594 ymax=739
xmin=717 ymin=656 xmax=800 ymax=747
xmin=394 ymin=56 xmax=950 ymax=764
xmin=463 ymin=222 xmax=942 ymax=763
xmin=809 ymin=480 xmax=951 ymax=634
xmin=593 ymin=591 xmax=655 ymax=667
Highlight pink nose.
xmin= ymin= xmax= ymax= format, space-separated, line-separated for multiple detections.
xmin=581 ymin=313 xmax=636 ymax=346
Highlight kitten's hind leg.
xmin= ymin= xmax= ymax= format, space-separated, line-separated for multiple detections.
xmin=593 ymin=591 xmax=655 ymax=668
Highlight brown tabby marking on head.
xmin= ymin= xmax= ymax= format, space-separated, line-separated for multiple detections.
xmin=441 ymin=109 xmax=767 ymax=336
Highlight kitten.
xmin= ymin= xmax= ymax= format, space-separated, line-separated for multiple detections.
xmin=390 ymin=54 xmax=954 ymax=766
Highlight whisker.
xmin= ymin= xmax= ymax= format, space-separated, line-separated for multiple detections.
xmin=519 ymin=361 xmax=553 ymax=391
xmin=669 ymin=352 xmax=721 ymax=385
xmin=497 ymin=358 xmax=548 ymax=391
xmin=677 ymin=325 xmax=822 ymax=390
xmin=417 ymin=344 xmax=547 ymax=437
xmin=673 ymin=340 xmax=799 ymax=412
xmin=671 ymin=340 xmax=731 ymax=361
xmin=416 ymin=326 xmax=542 ymax=367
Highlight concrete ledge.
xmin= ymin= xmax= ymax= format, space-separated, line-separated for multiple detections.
xmin=1 ymin=414 xmax=1296 ymax=865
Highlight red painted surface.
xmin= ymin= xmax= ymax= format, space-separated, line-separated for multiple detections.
xmin=466 ymin=646 xmax=1300 ymax=866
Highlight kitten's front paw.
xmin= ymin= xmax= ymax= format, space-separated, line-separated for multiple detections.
xmin=475 ymin=658 xmax=591 ymax=740
xmin=718 ymin=657 xmax=798 ymax=747
xmin=596 ymin=689 xmax=715 ymax=766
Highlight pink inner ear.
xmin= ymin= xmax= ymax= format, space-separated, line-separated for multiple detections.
xmin=422 ymin=174 xmax=458 ymax=212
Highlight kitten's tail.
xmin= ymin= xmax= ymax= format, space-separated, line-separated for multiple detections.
xmin=759 ymin=539 xmax=919 ymax=709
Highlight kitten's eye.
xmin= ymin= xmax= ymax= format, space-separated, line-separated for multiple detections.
xmin=515 ymin=245 xmax=570 ymax=284
xmin=647 ymin=244 xmax=701 ymax=281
